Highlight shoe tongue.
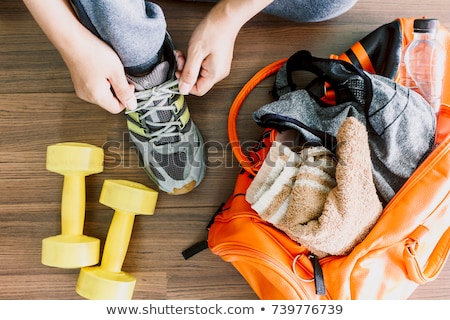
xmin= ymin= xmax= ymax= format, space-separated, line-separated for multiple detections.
xmin=127 ymin=61 xmax=170 ymax=90
xmin=128 ymin=61 xmax=173 ymax=125
xmin=128 ymin=61 xmax=179 ymax=145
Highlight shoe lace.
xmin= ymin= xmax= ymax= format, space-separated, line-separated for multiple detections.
xmin=126 ymin=79 xmax=183 ymax=142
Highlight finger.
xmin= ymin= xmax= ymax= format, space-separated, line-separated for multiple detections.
xmin=96 ymin=94 xmax=124 ymax=114
xmin=174 ymin=50 xmax=186 ymax=79
xmin=174 ymin=50 xmax=185 ymax=71
xmin=93 ymin=82 xmax=126 ymax=114
xmin=73 ymin=79 xmax=122 ymax=114
xmin=109 ymin=72 xmax=137 ymax=110
xmin=190 ymin=60 xmax=229 ymax=96
xmin=178 ymin=53 xmax=204 ymax=95
xmin=189 ymin=75 xmax=214 ymax=96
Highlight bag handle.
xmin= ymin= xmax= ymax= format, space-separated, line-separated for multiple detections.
xmin=404 ymin=226 xmax=450 ymax=284
xmin=228 ymin=53 xmax=370 ymax=175
xmin=228 ymin=52 xmax=371 ymax=175
xmin=228 ymin=58 xmax=287 ymax=175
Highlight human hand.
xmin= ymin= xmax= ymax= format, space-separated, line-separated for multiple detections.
xmin=63 ymin=32 xmax=137 ymax=114
xmin=176 ymin=0 xmax=275 ymax=96
xmin=176 ymin=7 xmax=239 ymax=96
xmin=23 ymin=0 xmax=137 ymax=113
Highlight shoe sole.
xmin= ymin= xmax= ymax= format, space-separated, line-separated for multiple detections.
xmin=169 ymin=180 xmax=197 ymax=195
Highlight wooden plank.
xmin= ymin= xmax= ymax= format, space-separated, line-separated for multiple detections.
xmin=0 ymin=0 xmax=448 ymax=300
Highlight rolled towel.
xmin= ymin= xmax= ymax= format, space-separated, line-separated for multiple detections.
xmin=248 ymin=117 xmax=383 ymax=258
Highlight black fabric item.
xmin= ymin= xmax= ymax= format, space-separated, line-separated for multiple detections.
xmin=349 ymin=20 xmax=402 ymax=78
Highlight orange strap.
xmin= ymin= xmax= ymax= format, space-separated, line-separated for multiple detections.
xmin=347 ymin=42 xmax=377 ymax=74
xmin=228 ymin=58 xmax=287 ymax=174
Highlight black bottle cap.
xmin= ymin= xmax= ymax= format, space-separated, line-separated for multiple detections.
xmin=413 ymin=19 xmax=439 ymax=33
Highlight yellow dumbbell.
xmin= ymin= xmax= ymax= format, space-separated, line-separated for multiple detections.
xmin=76 ymin=179 xmax=158 ymax=300
xmin=42 ymin=142 xmax=103 ymax=269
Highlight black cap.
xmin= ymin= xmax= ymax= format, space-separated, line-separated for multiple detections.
xmin=413 ymin=18 xmax=439 ymax=33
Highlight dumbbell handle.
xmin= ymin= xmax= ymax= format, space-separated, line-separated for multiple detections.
xmin=61 ymin=175 xmax=86 ymax=236
xmin=101 ymin=210 xmax=135 ymax=273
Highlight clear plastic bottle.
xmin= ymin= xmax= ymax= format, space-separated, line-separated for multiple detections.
xmin=403 ymin=18 xmax=446 ymax=115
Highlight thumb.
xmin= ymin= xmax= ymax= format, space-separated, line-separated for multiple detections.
xmin=109 ymin=72 xmax=137 ymax=110
xmin=178 ymin=54 xmax=202 ymax=95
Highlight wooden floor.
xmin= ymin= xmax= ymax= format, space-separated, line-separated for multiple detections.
xmin=0 ymin=0 xmax=448 ymax=300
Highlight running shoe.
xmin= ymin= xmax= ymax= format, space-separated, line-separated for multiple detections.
xmin=126 ymin=33 xmax=205 ymax=195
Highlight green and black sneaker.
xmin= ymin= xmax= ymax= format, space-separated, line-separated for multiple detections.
xmin=126 ymin=33 xmax=205 ymax=195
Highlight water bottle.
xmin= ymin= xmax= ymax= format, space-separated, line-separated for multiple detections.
xmin=403 ymin=18 xmax=446 ymax=115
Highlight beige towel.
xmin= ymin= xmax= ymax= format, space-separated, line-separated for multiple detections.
xmin=246 ymin=117 xmax=383 ymax=258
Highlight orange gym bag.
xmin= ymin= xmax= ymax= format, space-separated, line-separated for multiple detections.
xmin=183 ymin=18 xmax=450 ymax=299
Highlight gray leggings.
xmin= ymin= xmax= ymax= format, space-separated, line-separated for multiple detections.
xmin=70 ymin=0 xmax=358 ymax=75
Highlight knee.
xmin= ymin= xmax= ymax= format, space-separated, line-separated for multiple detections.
xmin=311 ymin=0 xmax=359 ymax=22
xmin=264 ymin=0 xmax=359 ymax=23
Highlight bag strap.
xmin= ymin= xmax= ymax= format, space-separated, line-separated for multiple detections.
xmin=228 ymin=58 xmax=287 ymax=175
xmin=182 ymin=202 xmax=226 ymax=260
xmin=404 ymin=227 xmax=450 ymax=284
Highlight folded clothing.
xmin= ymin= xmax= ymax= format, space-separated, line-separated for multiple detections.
xmin=246 ymin=117 xmax=383 ymax=258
